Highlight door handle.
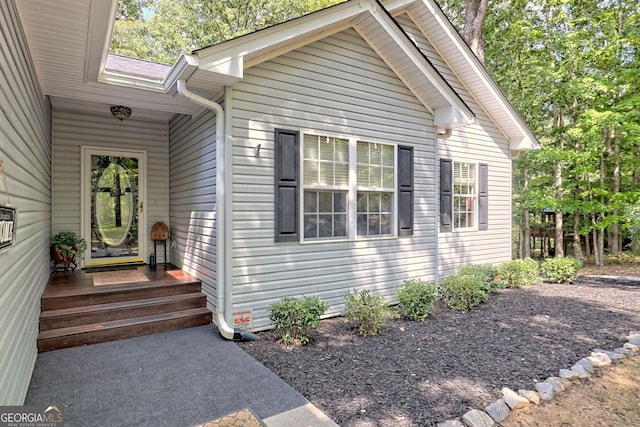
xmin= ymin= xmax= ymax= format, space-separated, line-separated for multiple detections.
xmin=140 ymin=201 xmax=143 ymax=213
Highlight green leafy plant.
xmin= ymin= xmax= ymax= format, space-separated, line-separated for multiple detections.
xmin=498 ymin=258 xmax=541 ymax=288
xmin=50 ymin=231 xmax=88 ymax=260
xmin=540 ymin=257 xmax=581 ymax=283
xmin=440 ymin=274 xmax=489 ymax=311
xmin=395 ymin=279 xmax=438 ymax=321
xmin=344 ymin=289 xmax=388 ymax=336
xmin=268 ymin=296 xmax=329 ymax=345
xmin=458 ymin=263 xmax=505 ymax=292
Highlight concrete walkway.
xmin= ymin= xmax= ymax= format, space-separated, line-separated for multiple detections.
xmin=26 ymin=325 xmax=337 ymax=427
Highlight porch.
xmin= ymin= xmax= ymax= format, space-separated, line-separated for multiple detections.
xmin=38 ymin=265 xmax=212 ymax=352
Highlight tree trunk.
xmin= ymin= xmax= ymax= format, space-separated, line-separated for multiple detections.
xmin=611 ymin=126 xmax=621 ymax=253
xmin=462 ymin=0 xmax=490 ymax=63
xmin=523 ymin=161 xmax=531 ymax=259
xmin=553 ymin=106 xmax=564 ymax=258
xmin=573 ymin=213 xmax=583 ymax=263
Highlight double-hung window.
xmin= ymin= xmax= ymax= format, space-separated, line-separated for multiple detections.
xmin=274 ymin=129 xmax=413 ymax=243
xmin=453 ymin=162 xmax=476 ymax=229
xmin=440 ymin=158 xmax=488 ymax=232
xmin=303 ymin=134 xmax=395 ymax=241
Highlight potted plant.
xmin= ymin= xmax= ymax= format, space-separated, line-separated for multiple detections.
xmin=50 ymin=231 xmax=88 ymax=272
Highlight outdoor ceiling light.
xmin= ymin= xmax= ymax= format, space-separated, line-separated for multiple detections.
xmin=110 ymin=105 xmax=132 ymax=121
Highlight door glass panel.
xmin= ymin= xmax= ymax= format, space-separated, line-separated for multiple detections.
xmin=90 ymin=155 xmax=139 ymax=258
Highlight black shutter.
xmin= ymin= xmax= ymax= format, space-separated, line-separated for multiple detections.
xmin=478 ymin=163 xmax=488 ymax=231
xmin=274 ymin=129 xmax=300 ymax=242
xmin=440 ymin=158 xmax=452 ymax=232
xmin=397 ymin=145 xmax=414 ymax=236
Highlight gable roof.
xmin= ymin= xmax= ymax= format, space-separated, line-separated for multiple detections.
xmin=15 ymin=0 xmax=539 ymax=150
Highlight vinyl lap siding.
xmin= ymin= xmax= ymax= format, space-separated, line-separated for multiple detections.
xmin=231 ymin=29 xmax=436 ymax=329
xmin=52 ymin=111 xmax=169 ymax=263
xmin=168 ymin=112 xmax=218 ymax=312
xmin=397 ymin=15 xmax=513 ymax=277
xmin=0 ymin=0 xmax=51 ymax=404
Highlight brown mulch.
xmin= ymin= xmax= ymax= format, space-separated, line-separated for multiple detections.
xmin=238 ymin=276 xmax=640 ymax=426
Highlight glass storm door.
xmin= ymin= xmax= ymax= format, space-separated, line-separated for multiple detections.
xmin=82 ymin=148 xmax=146 ymax=267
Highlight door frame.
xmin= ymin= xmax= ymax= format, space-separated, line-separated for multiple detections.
xmin=80 ymin=146 xmax=147 ymax=267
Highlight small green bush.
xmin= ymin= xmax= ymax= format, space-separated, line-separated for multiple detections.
xmin=499 ymin=258 xmax=541 ymax=288
xmin=540 ymin=257 xmax=581 ymax=283
xmin=458 ymin=263 xmax=504 ymax=292
xmin=344 ymin=289 xmax=388 ymax=336
xmin=440 ymin=274 xmax=489 ymax=311
xmin=269 ymin=296 xmax=329 ymax=345
xmin=395 ymin=279 xmax=438 ymax=321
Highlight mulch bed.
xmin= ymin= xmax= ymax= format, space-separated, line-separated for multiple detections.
xmin=238 ymin=277 xmax=640 ymax=426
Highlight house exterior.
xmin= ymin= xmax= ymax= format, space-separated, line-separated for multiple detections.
xmin=0 ymin=0 xmax=538 ymax=404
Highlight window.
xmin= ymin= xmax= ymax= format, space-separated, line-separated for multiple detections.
xmin=440 ymin=158 xmax=488 ymax=232
xmin=274 ymin=129 xmax=413 ymax=243
xmin=453 ymin=162 xmax=476 ymax=229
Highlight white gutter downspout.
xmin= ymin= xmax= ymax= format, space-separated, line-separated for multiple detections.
xmin=176 ymin=79 xmax=236 ymax=340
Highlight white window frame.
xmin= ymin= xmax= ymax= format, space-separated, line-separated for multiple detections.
xmin=452 ymin=160 xmax=477 ymax=231
xmin=300 ymin=131 xmax=397 ymax=243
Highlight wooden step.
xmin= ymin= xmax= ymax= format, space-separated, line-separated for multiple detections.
xmin=39 ymin=293 xmax=207 ymax=331
xmin=41 ymin=281 xmax=202 ymax=310
xmin=37 ymin=307 xmax=212 ymax=352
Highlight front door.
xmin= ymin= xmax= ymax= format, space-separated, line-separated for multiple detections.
xmin=82 ymin=147 xmax=146 ymax=267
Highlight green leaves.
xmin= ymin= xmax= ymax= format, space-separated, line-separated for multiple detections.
xmin=268 ymin=296 xmax=329 ymax=345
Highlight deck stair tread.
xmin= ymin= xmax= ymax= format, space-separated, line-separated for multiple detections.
xmin=38 ymin=267 xmax=212 ymax=352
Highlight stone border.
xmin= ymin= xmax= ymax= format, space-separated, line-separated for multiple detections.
xmin=436 ymin=331 xmax=640 ymax=427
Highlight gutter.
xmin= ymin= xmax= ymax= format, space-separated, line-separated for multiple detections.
xmin=176 ymin=80 xmax=255 ymax=341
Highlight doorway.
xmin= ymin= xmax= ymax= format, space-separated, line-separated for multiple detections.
xmin=82 ymin=147 xmax=146 ymax=267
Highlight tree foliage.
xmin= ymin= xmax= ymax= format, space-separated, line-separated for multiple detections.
xmin=111 ymin=0 xmax=344 ymax=64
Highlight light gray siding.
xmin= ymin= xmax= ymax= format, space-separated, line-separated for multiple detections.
xmin=168 ymin=111 xmax=218 ymax=311
xmin=0 ymin=0 xmax=51 ymax=404
xmin=230 ymin=29 xmax=436 ymax=329
xmin=397 ymin=15 xmax=513 ymax=277
xmin=51 ymin=111 xmax=169 ymax=263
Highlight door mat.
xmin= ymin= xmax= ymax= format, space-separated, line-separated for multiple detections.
xmin=194 ymin=409 xmax=265 ymax=427
xmin=93 ymin=270 xmax=150 ymax=286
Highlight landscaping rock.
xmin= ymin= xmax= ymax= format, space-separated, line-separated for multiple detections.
xmin=629 ymin=336 xmax=640 ymax=346
xmin=535 ymin=382 xmax=555 ymax=400
xmin=575 ymin=358 xmax=594 ymax=373
xmin=568 ymin=363 xmax=591 ymax=379
xmin=501 ymin=388 xmax=529 ymax=410
xmin=437 ymin=420 xmax=466 ymax=427
xmin=594 ymin=348 xmax=625 ymax=360
xmin=546 ymin=376 xmax=570 ymax=392
xmin=614 ymin=347 xmax=634 ymax=357
xmin=461 ymin=409 xmax=495 ymax=427
xmin=559 ymin=368 xmax=582 ymax=381
xmin=587 ymin=352 xmax=612 ymax=367
xmin=518 ymin=389 xmax=541 ymax=404
xmin=485 ymin=399 xmax=510 ymax=422
xmin=624 ymin=342 xmax=639 ymax=352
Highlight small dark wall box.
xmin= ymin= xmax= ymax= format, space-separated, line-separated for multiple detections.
xmin=0 ymin=205 xmax=17 ymax=252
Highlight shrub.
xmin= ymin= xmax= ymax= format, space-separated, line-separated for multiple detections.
xmin=440 ymin=274 xmax=489 ymax=311
xmin=540 ymin=257 xmax=581 ymax=283
xmin=499 ymin=258 xmax=541 ymax=288
xmin=269 ymin=296 xmax=329 ymax=345
xmin=458 ymin=263 xmax=504 ymax=292
xmin=344 ymin=290 xmax=388 ymax=336
xmin=395 ymin=279 xmax=438 ymax=321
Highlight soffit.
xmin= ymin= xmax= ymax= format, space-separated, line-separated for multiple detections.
xmin=15 ymin=0 xmax=199 ymax=120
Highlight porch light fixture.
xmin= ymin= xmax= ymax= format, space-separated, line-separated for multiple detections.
xmin=110 ymin=105 xmax=132 ymax=121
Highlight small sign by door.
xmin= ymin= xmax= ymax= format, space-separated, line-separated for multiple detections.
xmin=0 ymin=205 xmax=17 ymax=252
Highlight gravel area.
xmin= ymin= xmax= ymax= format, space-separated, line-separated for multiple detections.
xmin=238 ymin=277 xmax=640 ymax=426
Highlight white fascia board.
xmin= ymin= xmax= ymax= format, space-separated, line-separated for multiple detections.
xmin=97 ymin=71 xmax=167 ymax=93
xmin=85 ymin=0 xmax=118 ymax=84
xmin=358 ymin=1 xmax=474 ymax=123
xmin=194 ymin=1 xmax=370 ymax=73
xmin=165 ymin=54 xmax=200 ymax=95
xmin=386 ymin=0 xmax=540 ymax=151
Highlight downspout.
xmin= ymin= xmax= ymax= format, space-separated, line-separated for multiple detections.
xmin=176 ymin=80 xmax=256 ymax=341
